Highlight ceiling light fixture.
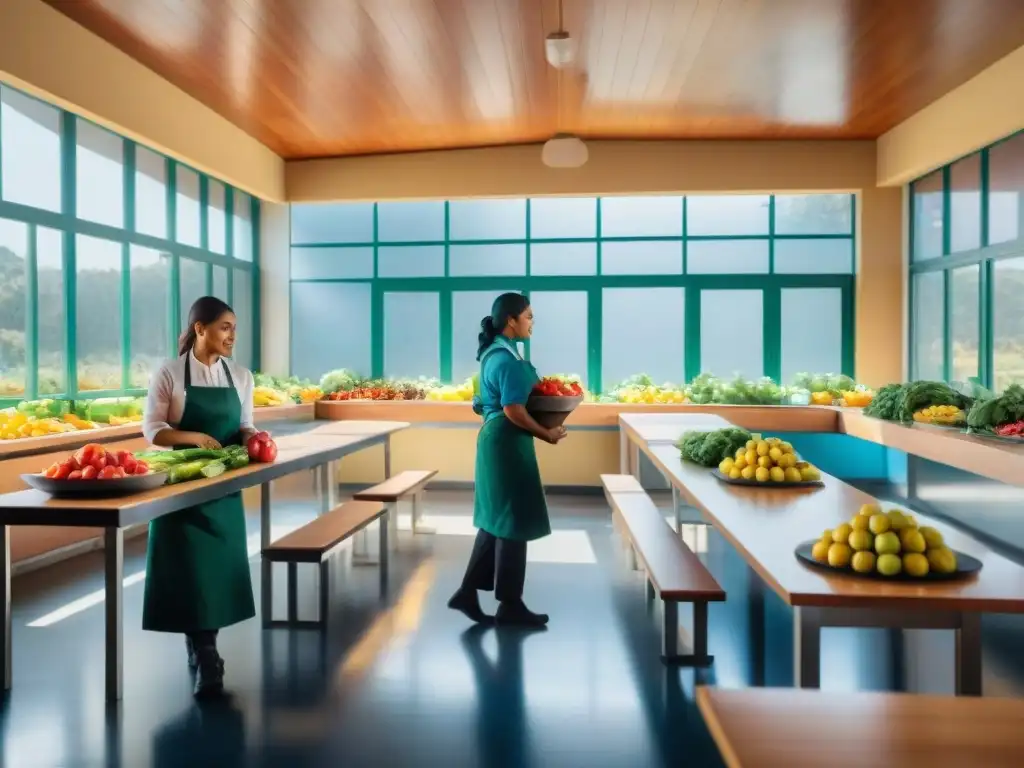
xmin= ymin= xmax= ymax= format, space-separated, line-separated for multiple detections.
xmin=545 ymin=31 xmax=575 ymax=69
xmin=541 ymin=134 xmax=588 ymax=169
xmin=542 ymin=0 xmax=587 ymax=169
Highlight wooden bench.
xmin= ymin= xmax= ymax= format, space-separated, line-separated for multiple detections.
xmin=602 ymin=475 xmax=725 ymax=666
xmin=262 ymin=500 xmax=387 ymax=628
xmin=354 ymin=469 xmax=438 ymax=535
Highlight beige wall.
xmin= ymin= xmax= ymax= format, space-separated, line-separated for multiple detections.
xmin=878 ymin=44 xmax=1024 ymax=186
xmin=0 ymin=0 xmax=285 ymax=201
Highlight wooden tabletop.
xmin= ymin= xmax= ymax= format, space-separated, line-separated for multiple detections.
xmin=643 ymin=436 xmax=1024 ymax=613
xmin=697 ymin=686 xmax=1024 ymax=767
xmin=0 ymin=422 xmax=408 ymax=529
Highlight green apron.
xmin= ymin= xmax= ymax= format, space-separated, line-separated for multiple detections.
xmin=142 ymin=356 xmax=256 ymax=633
xmin=472 ymin=339 xmax=551 ymax=542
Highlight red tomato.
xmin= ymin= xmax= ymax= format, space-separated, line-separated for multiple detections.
xmin=81 ymin=465 xmax=98 ymax=480
xmin=133 ymin=463 xmax=149 ymax=476
xmin=122 ymin=456 xmax=137 ymax=473
xmin=53 ymin=463 xmax=72 ymax=480
xmin=92 ymin=454 xmax=108 ymax=471
xmin=44 ymin=463 xmax=60 ymax=479
xmin=68 ymin=470 xmax=83 ymax=480
xmin=74 ymin=443 xmax=105 ymax=468
xmin=98 ymin=466 xmax=117 ymax=480
xmin=107 ymin=452 xmax=120 ymax=468
xmin=260 ymin=441 xmax=278 ymax=463
xmin=114 ymin=467 xmax=127 ymax=479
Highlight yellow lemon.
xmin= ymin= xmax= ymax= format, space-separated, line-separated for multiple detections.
xmin=784 ymin=467 xmax=802 ymax=483
xmin=920 ymin=526 xmax=944 ymax=549
xmin=735 ymin=447 xmax=746 ymax=460
xmin=745 ymin=450 xmax=757 ymax=466
xmin=719 ymin=458 xmax=734 ymax=474
xmin=780 ymin=441 xmax=794 ymax=454
xmin=756 ymin=441 xmax=770 ymax=457
xmin=849 ymin=529 xmax=873 ymax=552
xmin=820 ymin=529 xmax=834 ymax=543
xmin=903 ymin=553 xmax=929 ymax=578
xmin=868 ymin=514 xmax=891 ymax=535
xmin=768 ymin=447 xmax=783 ymax=463
xmin=859 ymin=502 xmax=882 ymax=517
xmin=832 ymin=523 xmax=853 ymax=544
xmin=741 ymin=465 xmax=756 ymax=480
xmin=828 ymin=543 xmax=852 ymax=568
xmin=851 ymin=515 xmax=871 ymax=532
xmin=900 ymin=529 xmax=926 ymax=554
xmin=734 ymin=454 xmax=748 ymax=469
xmin=755 ymin=467 xmax=770 ymax=483
xmin=800 ymin=466 xmax=821 ymax=482
xmin=874 ymin=531 xmax=901 ymax=556
xmin=729 ymin=467 xmax=742 ymax=480
xmin=887 ymin=510 xmax=909 ymax=531
xmin=902 ymin=514 xmax=918 ymax=529
xmin=876 ymin=553 xmax=902 ymax=577
xmin=926 ymin=546 xmax=957 ymax=574
xmin=769 ymin=466 xmax=785 ymax=483
xmin=811 ymin=540 xmax=830 ymax=562
xmin=757 ymin=455 xmax=772 ymax=469
xmin=851 ymin=551 xmax=876 ymax=574
xmin=778 ymin=454 xmax=796 ymax=469
xmin=745 ymin=440 xmax=757 ymax=451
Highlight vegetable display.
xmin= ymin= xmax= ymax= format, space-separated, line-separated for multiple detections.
xmin=532 ymin=375 xmax=584 ymax=397
xmin=913 ymin=405 xmax=966 ymax=425
xmin=42 ymin=445 xmax=151 ymax=481
xmin=965 ymin=383 xmax=1024 ymax=436
xmin=133 ymin=445 xmax=253 ymax=484
xmin=864 ymin=381 xmax=969 ymax=424
xmin=676 ymin=427 xmax=751 ymax=468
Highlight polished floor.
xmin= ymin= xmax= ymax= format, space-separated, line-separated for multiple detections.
xmin=3 ymin=481 xmax=1024 ymax=767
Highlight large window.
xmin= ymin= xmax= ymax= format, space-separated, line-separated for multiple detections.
xmin=908 ymin=130 xmax=1024 ymax=390
xmin=289 ymin=194 xmax=855 ymax=391
xmin=0 ymin=83 xmax=260 ymax=403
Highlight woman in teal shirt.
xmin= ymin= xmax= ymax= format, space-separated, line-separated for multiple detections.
xmin=448 ymin=293 xmax=566 ymax=627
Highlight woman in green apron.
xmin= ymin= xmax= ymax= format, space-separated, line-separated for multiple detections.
xmin=141 ymin=296 xmax=257 ymax=698
xmin=448 ymin=293 xmax=567 ymax=627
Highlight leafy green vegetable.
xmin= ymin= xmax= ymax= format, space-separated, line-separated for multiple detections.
xmin=966 ymin=383 xmax=1024 ymax=433
xmin=676 ymin=427 xmax=752 ymax=467
xmin=863 ymin=383 xmax=906 ymax=420
xmin=897 ymin=381 xmax=969 ymax=423
xmin=319 ymin=369 xmax=362 ymax=394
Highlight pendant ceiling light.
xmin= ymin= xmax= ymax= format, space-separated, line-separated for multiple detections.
xmin=542 ymin=134 xmax=588 ymax=168
xmin=542 ymin=0 xmax=586 ymax=169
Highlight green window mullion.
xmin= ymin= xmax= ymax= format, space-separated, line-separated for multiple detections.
xmin=205 ymin=262 xmax=213 ymax=296
xmin=685 ymin=285 xmax=701 ymax=382
xmin=439 ymin=288 xmax=452 ymax=382
xmin=124 ymin=142 xmax=136 ymax=233
xmin=762 ymin=287 xmax=781 ymax=382
xmin=768 ymin=195 xmax=776 ymax=274
xmin=941 ymin=166 xmax=951 ymax=257
xmin=224 ymin=184 xmax=235 ymax=260
xmin=681 ymin=196 xmax=688 ymax=274
xmin=25 ymin=225 xmax=38 ymax=399
xmin=199 ymin=174 xmax=209 ymax=251
xmin=61 ymin=112 xmax=78 ymax=398
xmin=524 ymin=199 xmax=531 ymax=277
xmin=981 ymin=260 xmax=994 ymax=389
xmin=841 ymin=280 xmax=855 ymax=378
xmin=942 ymin=269 xmax=952 ymax=382
xmin=170 ymin=254 xmax=181 ymax=354
xmin=373 ymin=203 xmax=380 ymax=278
xmin=587 ymin=285 xmax=601 ymax=393
xmin=166 ymin=157 xmax=178 ymax=355
xmin=251 ymin=197 xmax=261 ymax=371
xmin=121 ymin=243 xmax=131 ymax=390
xmin=370 ymin=281 xmax=384 ymax=378
xmin=595 ymin=198 xmax=602 ymax=275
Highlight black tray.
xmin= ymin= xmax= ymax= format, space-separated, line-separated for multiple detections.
xmin=711 ymin=469 xmax=824 ymax=489
xmin=22 ymin=471 xmax=169 ymax=497
xmin=794 ymin=539 xmax=983 ymax=581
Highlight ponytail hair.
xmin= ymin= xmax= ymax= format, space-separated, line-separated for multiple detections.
xmin=178 ymin=296 xmax=235 ymax=356
xmin=476 ymin=292 xmax=530 ymax=360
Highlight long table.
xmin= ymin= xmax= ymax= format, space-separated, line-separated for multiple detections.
xmin=696 ymin=686 xmax=1024 ymax=767
xmin=619 ymin=412 xmax=1024 ymax=695
xmin=0 ymin=420 xmax=408 ymax=702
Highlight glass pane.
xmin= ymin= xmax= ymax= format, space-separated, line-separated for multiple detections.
xmin=291 ymin=282 xmax=371 ymax=380
xmin=450 ymin=199 xmax=526 ymax=240
xmin=780 ymin=288 xmax=842 ymax=383
xmin=378 ymin=201 xmax=444 ymax=242
xmin=687 ymin=239 xmax=769 ymax=274
xmin=602 ymin=288 xmax=684 ymax=387
xmin=175 ymin=166 xmax=201 ymax=247
xmin=179 ymin=258 xmax=208 ymax=330
xmin=208 ymin=179 xmax=227 ymax=254
xmin=602 ymin=241 xmax=681 ymax=275
xmin=949 ymin=154 xmax=981 ymax=253
xmin=529 ymin=292 xmax=588 ymax=386
xmin=701 ymin=290 xmax=763 ymax=379
xmin=0 ymin=219 xmax=28 ymax=397
xmin=37 ymin=228 xmax=65 ymax=394
xmin=687 ymin=195 xmax=769 ymax=236
xmin=212 ymin=265 xmax=228 ymax=303
xmin=75 ymin=119 xmax=124 ymax=228
xmin=129 ymin=246 xmax=170 ymax=388
xmin=233 ymin=189 xmax=253 ymax=261
xmin=989 ymin=133 xmax=1024 ymax=246
xmin=1 ymin=87 xmax=62 ymax=213
xmin=135 ymin=146 xmax=167 ymax=238
xmin=383 ymin=292 xmax=440 ymax=380
xmin=530 ymin=242 xmax=597 ymax=276
xmin=290 ymin=247 xmax=373 ymax=280
xmin=530 ymin=197 xmax=596 ymax=239
xmin=994 ymin=257 xmax=1024 ymax=391
xmin=950 ymin=265 xmax=979 ymax=383
xmin=774 ymin=239 xmax=853 ymax=274
xmin=912 ymin=170 xmax=944 ymax=261
xmin=912 ymin=271 xmax=944 ymax=380
xmin=377 ymin=246 xmax=444 ymax=277
xmin=449 ymin=244 xmax=526 ymax=276
xmin=774 ymin=194 xmax=852 ymax=235
xmin=291 ymin=202 xmax=374 ymax=244
xmin=452 ymin=290 xmax=517 ymax=382
xmin=601 ymin=196 xmax=683 ymax=237
xmin=232 ymin=269 xmax=253 ymax=369
xmin=76 ymin=236 xmax=122 ymax=391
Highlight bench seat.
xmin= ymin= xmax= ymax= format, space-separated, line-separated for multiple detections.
xmin=354 ymin=469 xmax=437 ymax=534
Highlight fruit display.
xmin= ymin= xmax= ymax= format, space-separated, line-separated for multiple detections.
xmin=804 ymin=503 xmax=969 ymax=579
xmin=687 ymin=374 xmax=791 ymax=406
xmin=426 ymin=378 xmax=475 ymax=402
xmin=532 ymin=375 xmax=584 ymax=398
xmin=839 ymin=389 xmax=874 ymax=408
xmin=793 ymin=373 xmax=870 ymax=407
xmin=966 ymin=382 xmax=1024 ymax=439
xmin=864 ymin=381 xmax=970 ymax=423
xmin=677 ymin=427 xmax=752 ymax=468
xmin=41 ymin=445 xmax=151 ymax=480
xmin=133 ymin=444 xmax=255 ymax=484
xmin=254 ymin=386 xmax=290 ymax=407
xmin=717 ymin=436 xmax=822 ymax=484
xmin=254 ymin=374 xmax=322 ymax=403
xmin=319 ymin=368 xmax=362 ymax=395
xmin=0 ymin=408 xmax=99 ymax=440
xmin=324 ymin=380 xmax=428 ymax=401
xmin=912 ymin=404 xmax=966 ymax=425
xmin=72 ymin=397 xmax=144 ymax=424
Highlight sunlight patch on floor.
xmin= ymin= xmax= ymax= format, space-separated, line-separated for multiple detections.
xmin=428 ymin=514 xmax=597 ymax=564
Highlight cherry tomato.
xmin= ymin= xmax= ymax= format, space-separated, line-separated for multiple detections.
xmin=98 ymin=466 xmax=117 ymax=480
xmin=53 ymin=463 xmax=72 ymax=480
xmin=81 ymin=465 xmax=98 ymax=480
xmin=133 ymin=463 xmax=149 ymax=476
xmin=92 ymin=454 xmax=108 ymax=471
xmin=44 ymin=463 xmax=60 ymax=479
xmin=68 ymin=470 xmax=83 ymax=481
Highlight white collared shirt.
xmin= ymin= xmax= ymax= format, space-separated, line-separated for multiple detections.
xmin=142 ymin=351 xmax=255 ymax=444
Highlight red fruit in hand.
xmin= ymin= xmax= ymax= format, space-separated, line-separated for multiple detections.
xmin=81 ymin=465 xmax=98 ymax=480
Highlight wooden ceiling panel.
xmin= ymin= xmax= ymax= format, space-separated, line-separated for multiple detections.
xmin=42 ymin=0 xmax=1024 ymax=159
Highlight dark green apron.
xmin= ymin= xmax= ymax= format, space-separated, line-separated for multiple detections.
xmin=142 ymin=356 xmax=255 ymax=633
xmin=472 ymin=340 xmax=551 ymax=542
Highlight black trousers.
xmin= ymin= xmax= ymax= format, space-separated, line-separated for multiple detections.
xmin=461 ymin=530 xmax=527 ymax=602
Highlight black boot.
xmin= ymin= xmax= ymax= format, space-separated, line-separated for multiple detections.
xmin=193 ymin=647 xmax=225 ymax=699
xmin=185 ymin=630 xmax=218 ymax=671
xmin=447 ymin=588 xmax=494 ymax=624
xmin=495 ymin=599 xmax=548 ymax=627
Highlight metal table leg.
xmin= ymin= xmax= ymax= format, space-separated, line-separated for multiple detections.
xmin=1 ymin=524 xmax=10 ymax=691
xmin=105 ymin=527 xmax=124 ymax=702
xmin=619 ymin=430 xmax=629 ymax=474
xmin=956 ymin=612 xmax=982 ymax=696
xmin=671 ymin=486 xmax=681 ymax=533
xmin=793 ymin=606 xmax=821 ymax=689
xmin=383 ymin=436 xmax=392 ymax=479
xmin=260 ymin=482 xmax=273 ymax=628
xmin=318 ymin=462 xmax=336 ymax=515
